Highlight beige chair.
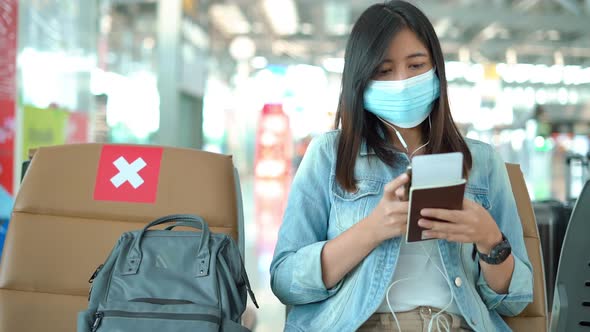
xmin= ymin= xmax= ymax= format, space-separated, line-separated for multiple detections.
xmin=503 ymin=163 xmax=548 ymax=332
xmin=0 ymin=144 xmax=246 ymax=331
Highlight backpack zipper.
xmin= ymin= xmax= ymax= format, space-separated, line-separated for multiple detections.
xmin=88 ymin=264 xmax=104 ymax=283
xmin=91 ymin=312 xmax=104 ymax=332
xmin=90 ymin=310 xmax=220 ymax=331
xmin=87 ymin=264 xmax=104 ymax=301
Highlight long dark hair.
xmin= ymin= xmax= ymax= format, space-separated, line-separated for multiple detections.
xmin=334 ymin=0 xmax=472 ymax=191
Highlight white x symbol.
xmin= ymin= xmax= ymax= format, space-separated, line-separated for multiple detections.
xmin=110 ymin=157 xmax=147 ymax=189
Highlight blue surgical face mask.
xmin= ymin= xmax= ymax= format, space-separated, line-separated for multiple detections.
xmin=363 ymin=68 xmax=440 ymax=128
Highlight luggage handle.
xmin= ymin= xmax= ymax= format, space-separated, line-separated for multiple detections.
xmin=123 ymin=214 xmax=211 ymax=278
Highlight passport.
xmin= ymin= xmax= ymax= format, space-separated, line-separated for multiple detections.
xmin=405 ymin=152 xmax=465 ymax=242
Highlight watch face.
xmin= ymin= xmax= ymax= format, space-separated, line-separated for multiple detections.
xmin=479 ymin=234 xmax=512 ymax=265
xmin=488 ymin=239 xmax=512 ymax=264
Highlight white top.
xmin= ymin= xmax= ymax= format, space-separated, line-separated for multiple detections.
xmin=376 ymin=238 xmax=461 ymax=314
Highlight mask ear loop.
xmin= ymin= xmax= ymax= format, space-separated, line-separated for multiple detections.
xmin=377 ymin=115 xmax=431 ymax=159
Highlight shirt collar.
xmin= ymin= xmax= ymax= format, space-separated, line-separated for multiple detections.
xmin=360 ymin=141 xmax=375 ymax=156
xmin=359 ymin=140 xmax=408 ymax=157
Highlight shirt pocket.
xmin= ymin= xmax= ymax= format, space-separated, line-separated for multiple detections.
xmin=331 ymin=178 xmax=382 ymax=232
xmin=465 ymin=184 xmax=491 ymax=210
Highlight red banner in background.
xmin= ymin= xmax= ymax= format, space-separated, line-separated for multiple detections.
xmin=66 ymin=112 xmax=90 ymax=144
xmin=0 ymin=101 xmax=15 ymax=194
xmin=254 ymin=104 xmax=293 ymax=268
xmin=0 ymin=0 xmax=18 ymax=195
xmin=0 ymin=0 xmax=18 ymax=99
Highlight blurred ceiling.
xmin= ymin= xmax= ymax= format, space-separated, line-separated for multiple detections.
xmin=204 ymin=0 xmax=590 ymax=67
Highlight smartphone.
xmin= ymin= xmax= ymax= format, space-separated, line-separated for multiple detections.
xmin=402 ymin=165 xmax=412 ymax=201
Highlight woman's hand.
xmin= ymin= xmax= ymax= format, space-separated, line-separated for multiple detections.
xmin=418 ymin=198 xmax=503 ymax=253
xmin=321 ymin=173 xmax=410 ymax=289
xmin=365 ymin=173 xmax=410 ymax=244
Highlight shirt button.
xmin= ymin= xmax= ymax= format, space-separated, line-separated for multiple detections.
xmin=471 ymin=318 xmax=477 ymax=326
xmin=454 ymin=277 xmax=463 ymax=287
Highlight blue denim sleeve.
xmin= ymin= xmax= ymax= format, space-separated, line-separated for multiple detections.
xmin=475 ymin=145 xmax=534 ymax=316
xmin=269 ymin=134 xmax=343 ymax=305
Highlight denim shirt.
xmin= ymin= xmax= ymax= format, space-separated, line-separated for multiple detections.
xmin=270 ymin=130 xmax=534 ymax=332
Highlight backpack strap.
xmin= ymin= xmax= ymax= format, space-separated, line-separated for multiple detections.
xmin=235 ymin=245 xmax=259 ymax=309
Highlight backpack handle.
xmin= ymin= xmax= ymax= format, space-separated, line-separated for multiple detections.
xmin=164 ymin=221 xmax=207 ymax=231
xmin=123 ymin=214 xmax=212 ymax=278
xmin=148 ymin=214 xmax=208 ymax=232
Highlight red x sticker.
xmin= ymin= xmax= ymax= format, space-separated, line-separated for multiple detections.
xmin=94 ymin=145 xmax=163 ymax=203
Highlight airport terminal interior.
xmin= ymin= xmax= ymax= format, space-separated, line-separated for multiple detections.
xmin=0 ymin=0 xmax=589 ymax=331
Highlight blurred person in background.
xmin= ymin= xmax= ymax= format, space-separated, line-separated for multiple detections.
xmin=270 ymin=1 xmax=532 ymax=331
xmin=532 ymin=105 xmax=551 ymax=138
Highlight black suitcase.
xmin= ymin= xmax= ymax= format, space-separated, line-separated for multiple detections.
xmin=533 ymin=200 xmax=572 ymax=308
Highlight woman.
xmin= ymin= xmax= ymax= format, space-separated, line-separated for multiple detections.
xmin=269 ymin=1 xmax=533 ymax=331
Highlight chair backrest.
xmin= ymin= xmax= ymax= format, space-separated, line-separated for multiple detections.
xmin=503 ymin=163 xmax=548 ymax=332
xmin=549 ymin=180 xmax=590 ymax=332
xmin=0 ymin=144 xmax=244 ymax=332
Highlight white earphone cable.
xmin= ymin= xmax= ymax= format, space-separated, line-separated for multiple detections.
xmin=383 ymin=240 xmax=456 ymax=332
xmin=377 ymin=115 xmax=431 ymax=159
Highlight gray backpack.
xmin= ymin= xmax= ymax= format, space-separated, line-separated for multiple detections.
xmin=77 ymin=214 xmax=258 ymax=332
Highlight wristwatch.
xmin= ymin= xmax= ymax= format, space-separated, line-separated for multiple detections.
xmin=477 ymin=232 xmax=512 ymax=265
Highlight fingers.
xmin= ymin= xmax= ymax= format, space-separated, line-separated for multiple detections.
xmin=418 ymin=219 xmax=461 ymax=233
xmin=422 ymin=230 xmax=471 ymax=243
xmin=420 ymin=208 xmax=462 ymax=223
xmin=385 ymin=201 xmax=409 ymax=215
xmin=463 ymin=197 xmax=474 ymax=205
xmin=395 ymin=186 xmax=406 ymax=201
xmin=419 ymin=218 xmax=473 ymax=242
xmin=463 ymin=198 xmax=478 ymax=209
xmin=383 ymin=173 xmax=409 ymax=201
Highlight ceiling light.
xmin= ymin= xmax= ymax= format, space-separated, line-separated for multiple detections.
xmin=210 ymin=4 xmax=251 ymax=35
xmin=251 ymin=56 xmax=269 ymax=69
xmin=434 ymin=18 xmax=451 ymax=38
xmin=554 ymin=51 xmax=564 ymax=66
xmin=331 ymin=24 xmax=349 ymax=35
xmin=100 ymin=15 xmax=112 ymax=34
xmin=506 ymin=48 xmax=517 ymax=65
xmin=182 ymin=19 xmax=209 ymax=50
xmin=263 ymin=0 xmax=299 ymax=35
xmin=458 ymin=47 xmax=470 ymax=63
xmin=229 ymin=37 xmax=256 ymax=60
